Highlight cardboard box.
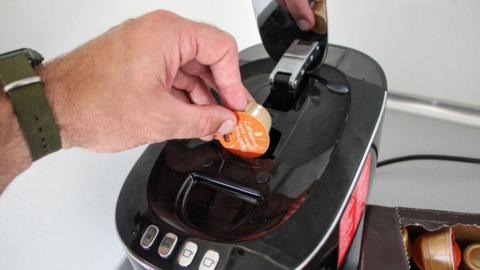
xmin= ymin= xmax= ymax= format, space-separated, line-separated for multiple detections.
xmin=359 ymin=205 xmax=480 ymax=270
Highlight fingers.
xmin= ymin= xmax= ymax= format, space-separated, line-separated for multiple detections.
xmin=276 ymin=0 xmax=287 ymax=9
xmin=173 ymin=71 xmax=216 ymax=105
xmin=284 ymin=0 xmax=315 ymax=31
xmin=199 ymin=135 xmax=215 ymax=142
xmin=182 ymin=23 xmax=253 ymax=111
xmin=172 ymin=101 xmax=237 ymax=139
xmin=170 ymin=88 xmax=191 ymax=104
xmin=181 ymin=60 xmax=215 ymax=88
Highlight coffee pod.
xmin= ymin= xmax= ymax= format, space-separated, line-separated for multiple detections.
xmin=413 ymin=228 xmax=462 ymax=270
xmin=219 ymin=102 xmax=271 ymax=159
xmin=402 ymin=227 xmax=413 ymax=259
xmin=464 ymin=243 xmax=480 ymax=270
xmin=244 ymin=102 xmax=272 ymax=131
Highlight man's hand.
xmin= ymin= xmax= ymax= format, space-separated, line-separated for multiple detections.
xmin=40 ymin=10 xmax=252 ymax=152
xmin=1 ymin=10 xmax=252 ymax=191
xmin=277 ymin=0 xmax=316 ymax=31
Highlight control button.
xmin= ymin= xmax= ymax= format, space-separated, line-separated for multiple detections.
xmin=199 ymin=250 xmax=220 ymax=270
xmin=158 ymin=232 xmax=178 ymax=258
xmin=140 ymin=225 xmax=159 ymax=249
xmin=177 ymin=241 xmax=198 ymax=267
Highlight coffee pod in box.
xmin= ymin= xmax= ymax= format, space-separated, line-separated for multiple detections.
xmin=402 ymin=227 xmax=413 ymax=259
xmin=219 ymin=102 xmax=271 ymax=159
xmin=413 ymin=228 xmax=462 ymax=270
xmin=464 ymin=243 xmax=480 ymax=270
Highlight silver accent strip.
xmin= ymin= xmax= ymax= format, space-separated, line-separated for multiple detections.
xmin=387 ymin=91 xmax=480 ymax=128
xmin=126 ymin=248 xmax=162 ymax=270
xmin=269 ymin=40 xmax=320 ymax=90
xmin=295 ymin=91 xmax=387 ymax=270
xmin=3 ymin=76 xmax=41 ymax=92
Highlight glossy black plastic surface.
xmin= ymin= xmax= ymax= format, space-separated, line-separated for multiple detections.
xmin=147 ymin=62 xmax=351 ymax=243
xmin=254 ymin=0 xmax=328 ymax=68
xmin=115 ymin=44 xmax=387 ymax=270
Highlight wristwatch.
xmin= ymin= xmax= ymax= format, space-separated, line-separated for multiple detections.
xmin=0 ymin=48 xmax=61 ymax=161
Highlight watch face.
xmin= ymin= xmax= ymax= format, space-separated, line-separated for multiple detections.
xmin=0 ymin=48 xmax=43 ymax=66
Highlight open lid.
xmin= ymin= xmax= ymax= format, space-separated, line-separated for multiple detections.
xmin=253 ymin=0 xmax=328 ymax=69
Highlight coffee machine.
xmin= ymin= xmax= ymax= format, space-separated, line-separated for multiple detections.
xmin=115 ymin=1 xmax=387 ymax=269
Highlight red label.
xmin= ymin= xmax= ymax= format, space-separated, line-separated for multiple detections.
xmin=337 ymin=153 xmax=371 ymax=267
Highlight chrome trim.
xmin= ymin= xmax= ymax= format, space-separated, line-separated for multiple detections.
xmin=269 ymin=40 xmax=320 ymax=90
xmin=4 ymin=76 xmax=41 ymax=92
xmin=387 ymin=91 xmax=480 ymax=128
xmin=126 ymin=248 xmax=161 ymax=270
xmin=295 ymin=90 xmax=387 ymax=270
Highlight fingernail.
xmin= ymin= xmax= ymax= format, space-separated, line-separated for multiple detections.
xmin=200 ymin=135 xmax=214 ymax=141
xmin=217 ymin=120 xmax=236 ymax=135
xmin=298 ymin=19 xmax=311 ymax=31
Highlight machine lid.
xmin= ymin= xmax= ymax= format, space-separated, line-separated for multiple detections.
xmin=253 ymin=0 xmax=328 ymax=69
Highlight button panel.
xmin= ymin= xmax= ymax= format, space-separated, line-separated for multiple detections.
xmin=140 ymin=225 xmax=159 ymax=249
xmin=158 ymin=232 xmax=178 ymax=258
xmin=199 ymin=250 xmax=220 ymax=270
xmin=178 ymin=241 xmax=198 ymax=267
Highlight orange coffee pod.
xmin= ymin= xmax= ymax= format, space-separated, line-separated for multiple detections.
xmin=219 ymin=102 xmax=271 ymax=158
xmin=413 ymin=227 xmax=462 ymax=270
xmin=464 ymin=243 xmax=480 ymax=270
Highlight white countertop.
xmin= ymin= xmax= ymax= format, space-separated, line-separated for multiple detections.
xmin=0 ymin=147 xmax=145 ymax=270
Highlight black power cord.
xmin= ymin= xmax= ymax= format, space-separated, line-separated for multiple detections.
xmin=377 ymin=154 xmax=480 ymax=168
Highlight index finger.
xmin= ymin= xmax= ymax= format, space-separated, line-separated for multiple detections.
xmin=182 ymin=22 xmax=253 ymax=111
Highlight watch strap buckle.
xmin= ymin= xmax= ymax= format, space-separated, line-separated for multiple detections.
xmin=3 ymin=76 xmax=42 ymax=93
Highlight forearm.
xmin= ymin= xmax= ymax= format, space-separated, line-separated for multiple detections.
xmin=0 ymin=10 xmax=250 ymax=193
xmin=0 ymin=88 xmax=32 ymax=193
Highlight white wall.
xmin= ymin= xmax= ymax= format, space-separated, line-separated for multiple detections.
xmin=0 ymin=0 xmax=259 ymax=59
xmin=1 ymin=0 xmax=479 ymax=110
xmin=328 ymin=0 xmax=480 ymax=110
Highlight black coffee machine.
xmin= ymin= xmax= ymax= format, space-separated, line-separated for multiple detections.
xmin=115 ymin=1 xmax=387 ymax=269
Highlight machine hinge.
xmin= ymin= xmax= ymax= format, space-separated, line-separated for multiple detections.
xmin=266 ymin=39 xmax=321 ymax=111
xmin=269 ymin=39 xmax=321 ymax=91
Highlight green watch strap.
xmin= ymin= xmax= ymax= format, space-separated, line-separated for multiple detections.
xmin=0 ymin=52 xmax=61 ymax=161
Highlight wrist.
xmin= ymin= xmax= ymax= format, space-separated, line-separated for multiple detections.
xmin=0 ymin=88 xmax=31 ymax=187
xmin=38 ymin=60 xmax=75 ymax=149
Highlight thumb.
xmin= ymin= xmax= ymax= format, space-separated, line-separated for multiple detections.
xmin=285 ymin=0 xmax=316 ymax=31
xmin=176 ymin=103 xmax=237 ymax=139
